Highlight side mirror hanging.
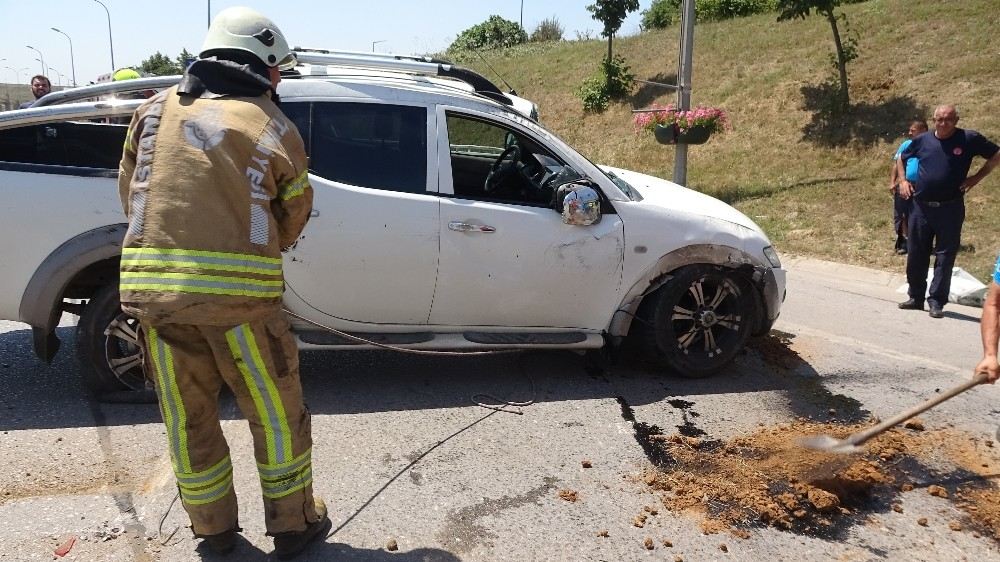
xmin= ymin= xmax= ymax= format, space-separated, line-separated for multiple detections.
xmin=554 ymin=182 xmax=602 ymax=226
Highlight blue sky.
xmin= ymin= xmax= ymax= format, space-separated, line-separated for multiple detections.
xmin=1 ymin=0 xmax=652 ymax=86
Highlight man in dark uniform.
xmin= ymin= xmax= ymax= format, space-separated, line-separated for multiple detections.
xmin=896 ymin=105 xmax=1000 ymax=318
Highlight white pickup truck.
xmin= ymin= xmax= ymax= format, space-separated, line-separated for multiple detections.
xmin=0 ymin=52 xmax=785 ymax=398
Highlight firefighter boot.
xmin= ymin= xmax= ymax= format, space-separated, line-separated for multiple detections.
xmin=202 ymin=528 xmax=239 ymax=555
xmin=273 ymin=497 xmax=331 ymax=560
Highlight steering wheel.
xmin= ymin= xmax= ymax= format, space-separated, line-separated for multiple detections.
xmin=484 ymin=145 xmax=522 ymax=193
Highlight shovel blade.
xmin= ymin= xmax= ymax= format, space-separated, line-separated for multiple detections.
xmin=798 ymin=434 xmax=863 ymax=454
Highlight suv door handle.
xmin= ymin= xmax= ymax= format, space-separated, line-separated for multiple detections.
xmin=448 ymin=221 xmax=496 ymax=233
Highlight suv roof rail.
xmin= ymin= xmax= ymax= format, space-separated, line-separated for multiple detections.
xmin=30 ymin=76 xmax=181 ymax=108
xmin=294 ymin=47 xmax=451 ymax=66
xmin=291 ymin=49 xmax=515 ymax=108
xmin=0 ymin=98 xmax=144 ymax=130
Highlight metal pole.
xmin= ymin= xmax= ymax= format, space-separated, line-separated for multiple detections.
xmin=34 ymin=59 xmax=50 ymax=77
xmin=93 ymin=0 xmax=116 ymax=75
xmin=0 ymin=61 xmax=9 ymax=110
xmin=372 ymin=40 xmax=386 ymax=52
xmin=26 ymin=45 xmax=46 ymax=75
xmin=5 ymin=66 xmax=28 ymax=84
xmin=208 ymin=0 xmax=211 ymax=28
xmin=673 ymin=0 xmax=695 ymax=186
xmin=520 ymin=0 xmax=524 ymax=30
xmin=51 ymin=28 xmax=77 ymax=87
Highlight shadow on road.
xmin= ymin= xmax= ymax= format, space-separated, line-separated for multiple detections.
xmin=0 ymin=326 xmax=867 ymax=431
xmin=192 ymin=533 xmax=463 ymax=561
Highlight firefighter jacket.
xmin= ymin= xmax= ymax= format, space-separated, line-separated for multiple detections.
xmin=118 ymin=65 xmax=313 ymax=326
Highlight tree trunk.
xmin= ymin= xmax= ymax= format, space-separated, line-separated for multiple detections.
xmin=824 ymin=9 xmax=850 ymax=110
xmin=607 ymin=33 xmax=614 ymax=64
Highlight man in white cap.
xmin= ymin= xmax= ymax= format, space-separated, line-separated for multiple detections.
xmin=117 ymin=6 xmax=327 ymax=558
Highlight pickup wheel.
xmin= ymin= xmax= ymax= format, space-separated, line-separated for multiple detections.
xmin=76 ymin=284 xmax=147 ymax=396
xmin=637 ymin=265 xmax=754 ymax=378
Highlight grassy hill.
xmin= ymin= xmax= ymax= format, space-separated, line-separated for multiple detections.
xmin=461 ymin=0 xmax=1000 ymax=281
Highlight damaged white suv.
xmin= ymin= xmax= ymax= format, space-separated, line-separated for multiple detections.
xmin=0 ymin=51 xmax=785 ymax=397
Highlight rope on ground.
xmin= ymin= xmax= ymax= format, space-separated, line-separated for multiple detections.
xmin=158 ymin=492 xmax=181 ymax=546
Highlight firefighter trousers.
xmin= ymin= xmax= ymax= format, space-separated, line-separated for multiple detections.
xmin=141 ymin=313 xmax=319 ymax=536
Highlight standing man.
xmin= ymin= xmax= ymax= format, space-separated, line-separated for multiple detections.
xmin=118 ymin=7 xmax=328 ymax=558
xmin=888 ymin=119 xmax=928 ymax=255
xmin=18 ymin=75 xmax=51 ymax=109
xmin=897 ymin=105 xmax=1000 ymax=318
xmin=975 ymin=255 xmax=1000 ymax=383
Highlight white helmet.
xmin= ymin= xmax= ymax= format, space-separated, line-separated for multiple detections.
xmin=200 ymin=7 xmax=296 ymax=69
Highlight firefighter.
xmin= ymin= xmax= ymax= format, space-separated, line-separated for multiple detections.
xmin=117 ymin=7 xmax=327 ymax=558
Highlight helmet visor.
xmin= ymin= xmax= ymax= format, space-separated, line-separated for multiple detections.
xmin=276 ymin=52 xmax=297 ymax=70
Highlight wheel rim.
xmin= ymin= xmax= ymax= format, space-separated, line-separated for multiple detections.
xmin=669 ymin=275 xmax=744 ymax=359
xmin=103 ymin=313 xmax=146 ymax=391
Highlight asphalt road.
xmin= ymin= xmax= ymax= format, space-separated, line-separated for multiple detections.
xmin=0 ymin=256 xmax=997 ymax=561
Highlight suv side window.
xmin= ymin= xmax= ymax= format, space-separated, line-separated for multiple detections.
xmin=445 ymin=113 xmax=559 ymax=207
xmin=280 ymin=101 xmax=311 ymax=155
xmin=308 ymin=102 xmax=427 ymax=194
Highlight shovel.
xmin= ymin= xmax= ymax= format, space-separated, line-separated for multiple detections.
xmin=800 ymin=372 xmax=989 ymax=454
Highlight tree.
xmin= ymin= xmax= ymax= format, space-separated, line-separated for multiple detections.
xmin=449 ymin=15 xmax=528 ymax=52
xmin=587 ymin=0 xmax=640 ymax=63
xmin=641 ymin=0 xmax=681 ymax=30
xmin=176 ymin=48 xmax=195 ymax=71
xmin=777 ymin=0 xmax=858 ymax=110
xmin=138 ymin=51 xmax=182 ymax=76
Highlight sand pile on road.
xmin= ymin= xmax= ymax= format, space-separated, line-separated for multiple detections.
xmin=641 ymin=420 xmax=1000 ymax=539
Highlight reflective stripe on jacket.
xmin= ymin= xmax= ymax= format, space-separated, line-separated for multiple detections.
xmin=118 ymin=86 xmax=313 ymax=325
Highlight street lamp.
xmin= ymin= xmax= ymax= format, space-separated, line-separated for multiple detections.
xmin=50 ymin=67 xmax=64 ymax=86
xmin=372 ymin=40 xmax=387 ymax=52
xmin=5 ymin=66 xmax=30 ymax=84
xmin=51 ymin=27 xmax=77 ymax=86
xmin=26 ymin=45 xmax=46 ymax=75
xmin=34 ymin=58 xmax=49 ymax=77
xmin=92 ymin=0 xmax=116 ymax=75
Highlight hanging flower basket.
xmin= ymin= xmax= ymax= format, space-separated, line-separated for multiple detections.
xmin=654 ymin=123 xmax=677 ymax=144
xmin=678 ymin=124 xmax=713 ymax=145
xmin=635 ymin=104 xmax=729 ymax=145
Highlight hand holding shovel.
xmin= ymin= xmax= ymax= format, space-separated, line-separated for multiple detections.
xmin=800 ymin=372 xmax=990 ymax=454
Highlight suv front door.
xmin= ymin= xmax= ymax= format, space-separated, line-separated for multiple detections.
xmin=429 ymin=108 xmax=624 ymax=330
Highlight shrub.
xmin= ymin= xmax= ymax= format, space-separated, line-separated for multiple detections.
xmin=531 ymin=16 xmax=564 ymax=42
xmin=578 ymin=76 xmax=611 ymax=112
xmin=450 ymin=15 xmax=528 ymax=52
xmin=641 ymin=0 xmax=682 ymax=29
xmin=696 ymin=0 xmax=776 ymax=21
xmin=577 ymin=55 xmax=635 ymax=113
xmin=602 ymin=54 xmax=635 ymax=100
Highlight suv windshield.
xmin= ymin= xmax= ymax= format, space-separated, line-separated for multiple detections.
xmin=599 ymin=169 xmax=639 ymax=200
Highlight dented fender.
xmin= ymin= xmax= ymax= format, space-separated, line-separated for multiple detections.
xmin=608 ymin=244 xmax=781 ymax=338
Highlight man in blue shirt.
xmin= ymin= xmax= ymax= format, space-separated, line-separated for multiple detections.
xmin=889 ymin=119 xmax=928 ymax=254
xmin=897 ymin=105 xmax=1000 ymax=318
xmin=975 ymin=255 xmax=1000 ymax=383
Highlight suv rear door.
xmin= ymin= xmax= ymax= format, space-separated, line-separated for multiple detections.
xmin=281 ymin=100 xmax=440 ymax=325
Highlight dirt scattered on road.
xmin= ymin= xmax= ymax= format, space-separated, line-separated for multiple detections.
xmin=639 ymin=420 xmax=1000 ymax=540
xmin=558 ymin=489 xmax=579 ymax=502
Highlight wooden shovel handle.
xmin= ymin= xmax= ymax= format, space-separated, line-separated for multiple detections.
xmin=848 ymin=372 xmax=989 ymax=447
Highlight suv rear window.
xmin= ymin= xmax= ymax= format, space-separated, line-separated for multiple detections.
xmin=307 ymin=102 xmax=427 ymax=194
xmin=0 ymin=122 xmax=126 ymax=169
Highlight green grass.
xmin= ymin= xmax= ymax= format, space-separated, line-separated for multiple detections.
xmin=458 ymin=0 xmax=1000 ymax=281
